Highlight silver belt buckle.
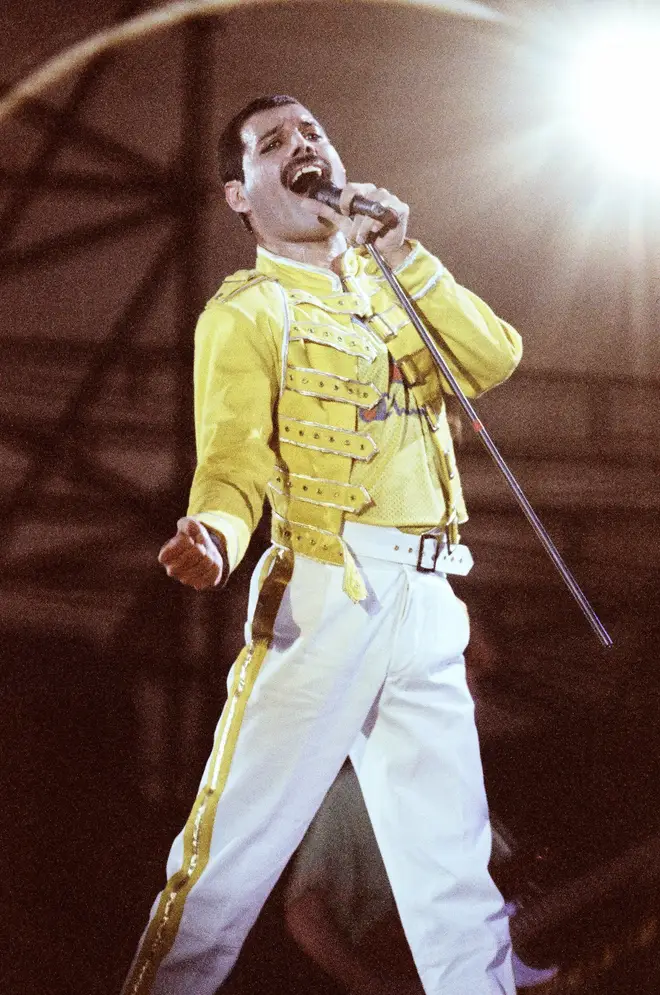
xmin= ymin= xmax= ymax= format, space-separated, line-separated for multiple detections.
xmin=416 ymin=531 xmax=445 ymax=573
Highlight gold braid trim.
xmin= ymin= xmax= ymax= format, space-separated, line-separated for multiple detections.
xmin=122 ymin=547 xmax=293 ymax=995
xmin=271 ymin=515 xmax=367 ymax=604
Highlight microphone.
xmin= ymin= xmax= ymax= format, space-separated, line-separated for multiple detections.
xmin=307 ymin=179 xmax=400 ymax=233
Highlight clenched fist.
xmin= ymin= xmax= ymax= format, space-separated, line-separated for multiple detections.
xmin=299 ymin=181 xmax=411 ymax=266
xmin=158 ymin=517 xmax=225 ymax=590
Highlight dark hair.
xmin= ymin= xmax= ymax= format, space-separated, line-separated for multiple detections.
xmin=217 ymin=95 xmax=299 ymax=234
xmin=218 ymin=94 xmax=300 ymax=181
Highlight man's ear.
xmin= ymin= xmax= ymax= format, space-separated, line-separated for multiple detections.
xmin=225 ymin=180 xmax=250 ymax=218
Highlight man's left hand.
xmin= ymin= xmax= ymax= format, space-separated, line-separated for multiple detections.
xmin=301 ymin=182 xmax=411 ymax=267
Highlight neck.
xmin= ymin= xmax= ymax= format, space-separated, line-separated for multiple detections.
xmin=257 ymin=230 xmax=348 ymax=274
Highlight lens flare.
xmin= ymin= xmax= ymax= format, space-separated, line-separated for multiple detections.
xmin=564 ymin=17 xmax=660 ymax=179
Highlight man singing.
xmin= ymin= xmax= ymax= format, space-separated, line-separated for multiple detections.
xmin=123 ymin=94 xmax=522 ymax=995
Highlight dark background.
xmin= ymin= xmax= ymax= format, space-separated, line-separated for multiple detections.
xmin=1 ymin=2 xmax=659 ymax=993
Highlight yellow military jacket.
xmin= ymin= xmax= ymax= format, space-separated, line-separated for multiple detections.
xmin=188 ymin=241 xmax=521 ymax=601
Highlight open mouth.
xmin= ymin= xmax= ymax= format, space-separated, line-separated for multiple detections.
xmin=282 ymin=157 xmax=331 ymax=195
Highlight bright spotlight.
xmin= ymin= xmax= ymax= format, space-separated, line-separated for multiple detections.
xmin=563 ymin=15 xmax=660 ymax=179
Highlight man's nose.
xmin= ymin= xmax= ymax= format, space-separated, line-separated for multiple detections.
xmin=290 ymin=132 xmax=314 ymax=157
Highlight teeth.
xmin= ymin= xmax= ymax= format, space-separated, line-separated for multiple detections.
xmin=292 ymin=164 xmax=322 ymax=183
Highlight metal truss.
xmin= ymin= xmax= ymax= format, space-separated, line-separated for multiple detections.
xmin=0 ymin=11 xmax=219 ymax=572
xmin=0 ymin=7 xmax=232 ymax=808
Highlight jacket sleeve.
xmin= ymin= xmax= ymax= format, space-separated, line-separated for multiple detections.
xmin=186 ymin=292 xmax=280 ymax=575
xmin=368 ymin=240 xmax=522 ymax=398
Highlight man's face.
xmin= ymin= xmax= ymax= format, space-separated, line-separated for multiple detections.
xmin=225 ymin=102 xmax=346 ymax=243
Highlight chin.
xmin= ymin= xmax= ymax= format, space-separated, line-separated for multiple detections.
xmin=292 ymin=216 xmax=336 ymax=242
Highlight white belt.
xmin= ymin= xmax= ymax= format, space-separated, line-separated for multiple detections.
xmin=342 ymin=522 xmax=473 ymax=576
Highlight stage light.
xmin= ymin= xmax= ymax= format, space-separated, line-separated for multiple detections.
xmin=562 ymin=15 xmax=660 ymax=180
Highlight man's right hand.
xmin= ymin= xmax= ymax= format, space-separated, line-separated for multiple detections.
xmin=157 ymin=517 xmax=224 ymax=590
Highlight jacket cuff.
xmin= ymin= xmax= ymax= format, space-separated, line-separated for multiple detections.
xmin=367 ymin=240 xmax=445 ymax=301
xmin=392 ymin=240 xmax=445 ymax=299
xmin=191 ymin=511 xmax=250 ymax=580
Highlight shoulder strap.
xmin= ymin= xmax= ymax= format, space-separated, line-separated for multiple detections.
xmin=205 ymin=270 xmax=272 ymax=308
xmin=204 ymin=272 xmax=291 ymax=398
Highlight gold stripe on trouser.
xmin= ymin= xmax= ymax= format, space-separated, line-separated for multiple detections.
xmin=122 ymin=548 xmax=293 ymax=995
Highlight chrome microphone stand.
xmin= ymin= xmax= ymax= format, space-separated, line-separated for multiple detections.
xmin=366 ymin=240 xmax=612 ymax=649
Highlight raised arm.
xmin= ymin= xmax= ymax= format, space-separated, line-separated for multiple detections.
xmin=300 ymin=180 xmax=521 ymax=399
xmin=372 ymin=240 xmax=522 ymax=399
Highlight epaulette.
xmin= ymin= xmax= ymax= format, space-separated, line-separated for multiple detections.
xmin=205 ymin=270 xmax=274 ymax=309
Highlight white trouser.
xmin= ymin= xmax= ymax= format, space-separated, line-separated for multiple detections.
xmin=123 ymin=528 xmax=515 ymax=995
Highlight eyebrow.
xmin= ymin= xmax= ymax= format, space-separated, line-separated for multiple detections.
xmin=256 ymin=125 xmax=281 ymax=146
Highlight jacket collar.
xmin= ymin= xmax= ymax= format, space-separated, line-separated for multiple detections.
xmin=255 ymin=244 xmax=362 ymax=295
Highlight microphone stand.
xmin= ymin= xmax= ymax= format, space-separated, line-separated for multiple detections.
xmin=366 ymin=241 xmax=612 ymax=649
